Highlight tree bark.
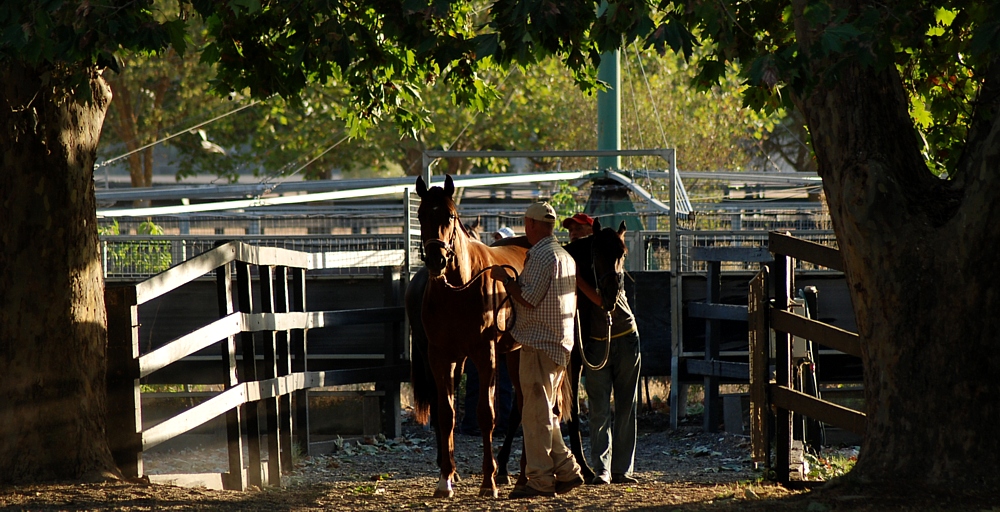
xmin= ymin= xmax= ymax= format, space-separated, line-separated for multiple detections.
xmin=794 ymin=21 xmax=1000 ymax=488
xmin=0 ymin=62 xmax=119 ymax=483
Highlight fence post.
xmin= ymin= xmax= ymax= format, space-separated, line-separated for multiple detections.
xmin=290 ymin=267 xmax=310 ymax=454
xmin=105 ymin=285 xmax=142 ymax=479
xmin=258 ymin=264 xmax=283 ymax=486
xmin=216 ymin=257 xmax=246 ymax=491
xmin=236 ymin=261 xmax=264 ymax=488
xmin=703 ymin=260 xmax=722 ymax=432
xmin=748 ymin=268 xmax=770 ymax=468
xmin=773 ymin=249 xmax=793 ymax=485
xmin=376 ymin=266 xmax=402 ymax=438
xmin=275 ymin=266 xmax=294 ymax=473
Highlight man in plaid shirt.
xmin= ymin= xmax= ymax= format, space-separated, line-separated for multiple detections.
xmin=492 ymin=201 xmax=585 ymax=499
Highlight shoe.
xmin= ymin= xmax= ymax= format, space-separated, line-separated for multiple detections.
xmin=589 ymin=472 xmax=610 ymax=485
xmin=508 ymin=485 xmax=555 ymax=499
xmin=611 ymin=473 xmax=638 ymax=484
xmin=555 ymin=475 xmax=584 ymax=495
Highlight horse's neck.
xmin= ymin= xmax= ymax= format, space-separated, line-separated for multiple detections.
xmin=446 ymin=233 xmax=476 ymax=284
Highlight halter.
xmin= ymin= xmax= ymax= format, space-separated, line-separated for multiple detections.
xmin=419 ymin=211 xmax=464 ymax=267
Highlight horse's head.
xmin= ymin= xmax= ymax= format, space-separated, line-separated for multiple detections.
xmin=415 ymin=174 xmax=465 ymax=276
xmin=590 ymin=217 xmax=627 ymax=312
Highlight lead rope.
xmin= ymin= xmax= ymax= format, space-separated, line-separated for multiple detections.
xmin=577 ymin=310 xmax=612 ymax=371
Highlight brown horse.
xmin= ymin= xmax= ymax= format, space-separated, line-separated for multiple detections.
xmin=407 ymin=174 xmax=529 ymax=498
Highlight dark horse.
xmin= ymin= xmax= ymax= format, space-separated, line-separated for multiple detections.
xmin=405 ymin=175 xmax=530 ymax=498
xmin=494 ymin=217 xmax=629 ymax=484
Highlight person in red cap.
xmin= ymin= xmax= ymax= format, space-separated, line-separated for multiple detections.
xmin=562 ymin=213 xmax=595 ymax=241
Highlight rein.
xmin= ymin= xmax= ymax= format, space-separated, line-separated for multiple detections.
xmin=576 ymin=237 xmax=622 ymax=372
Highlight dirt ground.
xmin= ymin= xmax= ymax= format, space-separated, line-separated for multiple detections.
xmin=2 ymin=410 xmax=997 ymax=511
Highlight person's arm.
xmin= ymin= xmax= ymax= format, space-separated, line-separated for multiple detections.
xmin=490 ymin=266 xmax=534 ymax=308
xmin=576 ymin=273 xmax=601 ymax=306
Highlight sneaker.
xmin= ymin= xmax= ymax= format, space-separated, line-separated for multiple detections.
xmin=611 ymin=473 xmax=638 ymax=484
xmin=589 ymin=472 xmax=610 ymax=485
xmin=555 ymin=475 xmax=584 ymax=495
xmin=508 ymin=485 xmax=555 ymax=499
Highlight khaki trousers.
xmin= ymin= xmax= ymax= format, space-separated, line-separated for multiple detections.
xmin=519 ymin=346 xmax=582 ymax=492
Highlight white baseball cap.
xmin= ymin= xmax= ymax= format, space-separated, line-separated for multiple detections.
xmin=524 ymin=202 xmax=557 ymax=223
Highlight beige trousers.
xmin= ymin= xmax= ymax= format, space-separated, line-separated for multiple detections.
xmin=518 ymin=346 xmax=582 ymax=492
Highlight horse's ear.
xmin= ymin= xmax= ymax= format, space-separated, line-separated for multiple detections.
xmin=592 ymin=217 xmax=602 ymax=232
xmin=416 ymin=176 xmax=427 ymax=197
xmin=444 ymin=174 xmax=455 ymax=197
xmin=617 ymin=221 xmax=627 ymax=236
xmin=470 ymin=216 xmax=481 ymax=230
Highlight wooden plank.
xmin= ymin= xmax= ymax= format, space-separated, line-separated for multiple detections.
xmin=135 ymin=242 xmax=311 ymax=305
xmin=691 ymin=246 xmax=772 ymax=262
xmin=770 ymin=384 xmax=866 ymax=435
xmin=770 ymin=309 xmax=862 ymax=357
xmin=140 ymin=364 xmax=409 ymax=456
xmin=768 ymin=231 xmax=843 ymax=271
xmin=138 ymin=314 xmax=242 ymax=378
xmin=308 ymin=250 xmax=405 ymax=269
xmin=143 ymin=384 xmax=248 ymax=451
xmin=688 ymin=302 xmax=748 ymax=321
xmin=136 ymin=242 xmax=239 ymax=305
xmin=320 ymin=307 xmax=405 ymax=327
xmin=748 ymin=269 xmax=769 ymax=464
xmin=234 ymin=244 xmax=310 ymax=269
xmin=686 ymin=359 xmax=750 ymax=379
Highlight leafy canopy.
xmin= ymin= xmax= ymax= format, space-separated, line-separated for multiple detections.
xmin=7 ymin=1 xmax=996 ymax=175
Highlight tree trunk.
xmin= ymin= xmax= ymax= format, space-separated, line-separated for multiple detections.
xmin=0 ymin=62 xmax=119 ymax=483
xmin=795 ymin=44 xmax=1000 ymax=488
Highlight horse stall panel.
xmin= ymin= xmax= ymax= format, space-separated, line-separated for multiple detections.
xmin=131 ymin=275 xmax=401 ymax=384
xmin=626 ymin=271 xmax=861 ymax=383
xmin=629 ymin=271 xmax=671 ymax=376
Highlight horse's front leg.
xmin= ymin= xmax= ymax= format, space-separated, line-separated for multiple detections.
xmin=430 ymin=358 xmax=460 ymax=498
xmin=475 ymin=355 xmax=499 ymax=498
xmin=568 ymin=349 xmax=595 ymax=482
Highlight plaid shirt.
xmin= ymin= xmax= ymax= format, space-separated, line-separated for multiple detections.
xmin=511 ymin=235 xmax=577 ymax=367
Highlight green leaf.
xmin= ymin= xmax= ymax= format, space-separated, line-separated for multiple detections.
xmin=164 ymin=19 xmax=188 ymax=56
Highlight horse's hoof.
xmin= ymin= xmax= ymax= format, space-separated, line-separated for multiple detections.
xmin=453 ymin=472 xmax=461 ymax=483
xmin=496 ymin=473 xmax=510 ymax=486
xmin=433 ymin=489 xmax=455 ymax=498
xmin=479 ymin=488 xmax=499 ymax=498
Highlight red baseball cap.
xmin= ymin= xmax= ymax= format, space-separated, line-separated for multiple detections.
xmin=562 ymin=213 xmax=595 ymax=229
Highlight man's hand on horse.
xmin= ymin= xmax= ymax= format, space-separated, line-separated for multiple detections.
xmin=490 ymin=265 xmax=511 ymax=283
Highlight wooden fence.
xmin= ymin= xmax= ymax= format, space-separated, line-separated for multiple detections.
xmin=749 ymin=232 xmax=866 ymax=484
xmin=105 ymin=241 xmax=409 ymax=490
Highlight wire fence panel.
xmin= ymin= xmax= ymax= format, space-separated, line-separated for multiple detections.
xmin=637 ymin=230 xmax=838 ymax=273
xmin=101 ymin=235 xmax=407 ymax=279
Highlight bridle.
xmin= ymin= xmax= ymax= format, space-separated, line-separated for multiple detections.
xmin=419 ymin=211 xmax=462 ymax=269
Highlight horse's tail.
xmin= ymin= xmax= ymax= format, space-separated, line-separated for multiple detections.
xmin=406 ymin=268 xmax=434 ymax=425
xmin=558 ymin=366 xmax=574 ymax=423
